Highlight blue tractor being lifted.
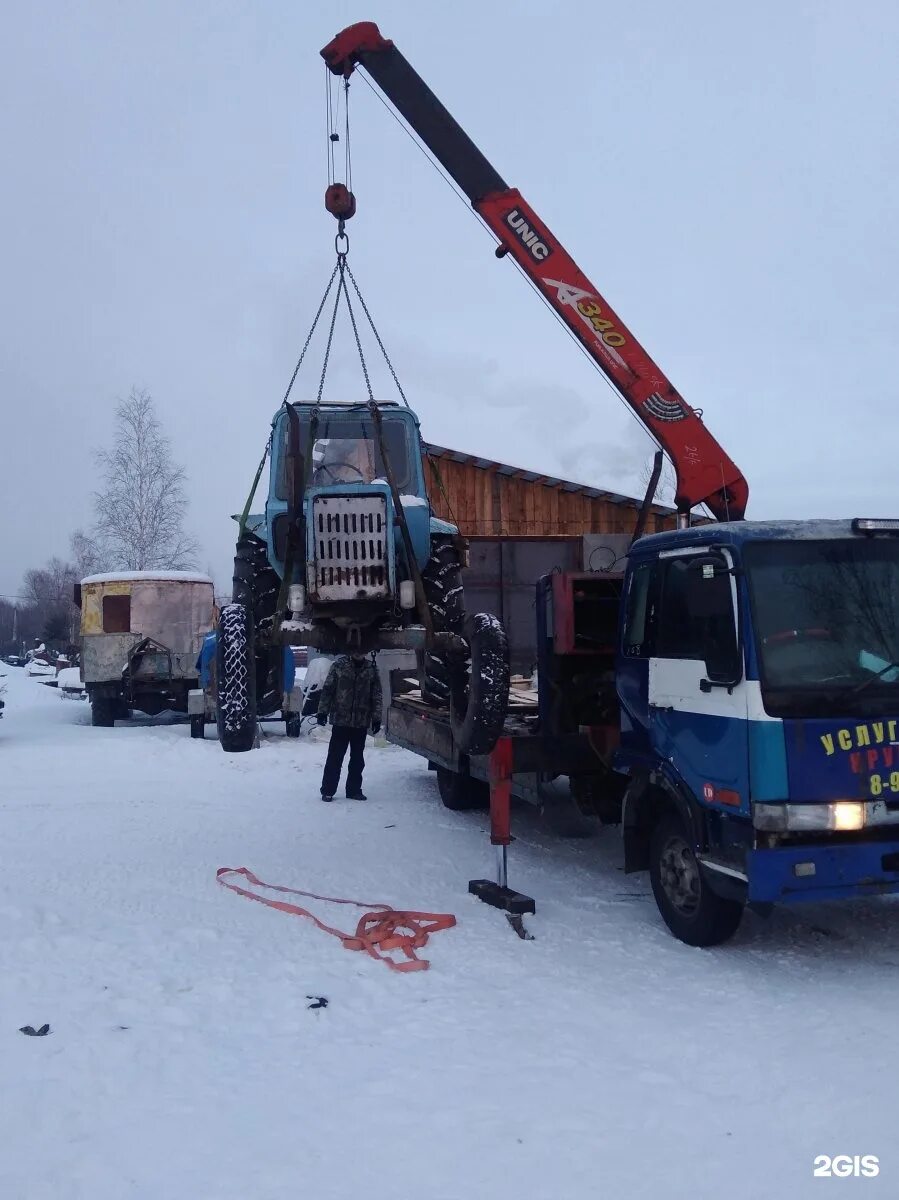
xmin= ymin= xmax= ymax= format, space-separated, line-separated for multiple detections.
xmin=214 ymin=395 xmax=510 ymax=755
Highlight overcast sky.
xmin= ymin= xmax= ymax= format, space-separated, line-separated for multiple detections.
xmin=1 ymin=0 xmax=896 ymax=599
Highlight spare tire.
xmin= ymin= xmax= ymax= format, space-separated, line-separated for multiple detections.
xmin=215 ymin=603 xmax=256 ymax=753
xmin=448 ymin=612 xmax=510 ymax=756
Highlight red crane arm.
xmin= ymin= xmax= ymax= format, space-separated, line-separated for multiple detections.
xmin=322 ymin=22 xmax=748 ymax=521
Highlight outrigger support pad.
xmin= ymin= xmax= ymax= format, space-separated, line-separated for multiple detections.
xmin=468 ymin=878 xmax=535 ymax=916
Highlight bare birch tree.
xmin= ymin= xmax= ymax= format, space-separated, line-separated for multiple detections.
xmin=20 ymin=556 xmax=80 ymax=647
xmin=69 ymin=528 xmax=105 ymax=579
xmin=91 ymin=388 xmax=198 ymax=571
xmin=638 ymin=452 xmax=677 ymax=507
xmin=22 ymin=557 xmax=79 ymax=610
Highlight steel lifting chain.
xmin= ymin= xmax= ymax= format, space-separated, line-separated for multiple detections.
xmin=278 ymin=231 xmax=451 ymax=532
xmin=337 ymin=253 xmax=375 ymax=405
xmin=315 ymin=237 xmax=352 ymax=406
xmin=289 ymin=231 xmax=410 ymax=414
xmin=281 ymin=260 xmax=340 ymax=407
xmin=343 ymin=259 xmax=410 ymax=408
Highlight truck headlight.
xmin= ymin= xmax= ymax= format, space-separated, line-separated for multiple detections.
xmin=753 ymin=801 xmax=866 ymax=832
xmin=831 ymin=801 xmax=865 ymax=831
xmin=288 ymin=584 xmax=306 ymax=613
xmin=399 ymin=580 xmax=416 ymax=609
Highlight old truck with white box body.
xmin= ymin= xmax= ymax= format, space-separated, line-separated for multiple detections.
xmin=75 ymin=571 xmax=215 ymax=727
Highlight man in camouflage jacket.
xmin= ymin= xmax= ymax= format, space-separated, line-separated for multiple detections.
xmin=316 ymin=653 xmax=383 ymax=802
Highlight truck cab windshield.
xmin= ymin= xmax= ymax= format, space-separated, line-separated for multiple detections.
xmin=745 ymin=538 xmax=899 ymax=716
xmin=276 ymin=409 xmax=413 ymax=497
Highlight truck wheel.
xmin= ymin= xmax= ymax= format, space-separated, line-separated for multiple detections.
xmin=435 ymin=765 xmax=489 ymax=811
xmin=420 ymin=540 xmax=465 ymax=705
xmin=448 ymin=613 xmax=510 ymax=756
xmin=649 ymin=813 xmax=743 ymax=946
xmin=215 ymin=603 xmax=257 ymax=753
xmin=541 ymin=792 xmax=597 ymax=839
xmin=90 ymin=697 xmax=116 ymax=728
xmin=190 ymin=714 xmax=205 ymax=739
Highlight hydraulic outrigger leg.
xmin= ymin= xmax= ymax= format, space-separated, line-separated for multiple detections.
xmin=468 ymin=737 xmax=536 ymax=938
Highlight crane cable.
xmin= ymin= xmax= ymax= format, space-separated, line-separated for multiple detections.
xmin=275 ymin=72 xmax=460 ymax=529
xmin=283 ymin=72 xmax=408 ymax=410
xmin=326 ymin=70 xmax=353 ymax=195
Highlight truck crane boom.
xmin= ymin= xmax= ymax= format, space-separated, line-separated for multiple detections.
xmin=322 ymin=22 xmax=748 ymax=522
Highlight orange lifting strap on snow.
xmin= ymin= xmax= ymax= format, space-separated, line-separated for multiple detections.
xmin=216 ymin=867 xmax=456 ymax=973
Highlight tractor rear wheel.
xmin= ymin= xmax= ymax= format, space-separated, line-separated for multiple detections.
xmin=420 ymin=539 xmax=465 ymax=705
xmin=215 ymin=602 xmax=257 ymax=753
xmin=447 ymin=612 xmax=510 ymax=756
xmin=232 ymin=533 xmax=282 ymax=717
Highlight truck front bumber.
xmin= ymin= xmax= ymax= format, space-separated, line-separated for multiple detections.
xmin=747 ymin=840 xmax=899 ymax=903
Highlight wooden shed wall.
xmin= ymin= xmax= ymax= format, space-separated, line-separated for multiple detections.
xmin=423 ymin=455 xmax=675 ymax=538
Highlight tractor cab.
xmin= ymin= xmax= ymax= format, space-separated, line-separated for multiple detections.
xmin=265 ymin=400 xmax=436 ymax=593
xmin=273 ymin=400 xmax=421 ymax=491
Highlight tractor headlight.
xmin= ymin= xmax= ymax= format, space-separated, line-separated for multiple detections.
xmin=753 ymin=801 xmax=866 ymax=832
xmin=288 ymin=584 xmax=306 ymax=613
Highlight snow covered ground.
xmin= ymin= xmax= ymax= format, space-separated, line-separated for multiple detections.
xmin=1 ymin=666 xmax=897 ymax=1199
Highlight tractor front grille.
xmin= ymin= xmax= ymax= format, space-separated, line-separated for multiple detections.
xmin=311 ymin=494 xmax=390 ymax=601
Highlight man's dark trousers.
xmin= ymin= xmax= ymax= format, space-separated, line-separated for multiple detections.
xmin=321 ymin=725 xmax=367 ymax=796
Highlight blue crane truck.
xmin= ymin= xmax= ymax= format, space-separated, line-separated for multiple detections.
xmin=387 ymin=517 xmax=899 ymax=945
xmin=312 ymin=24 xmax=899 ymax=944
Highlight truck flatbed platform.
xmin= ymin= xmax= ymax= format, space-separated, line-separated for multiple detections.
xmin=386 ymin=674 xmax=618 ymax=813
